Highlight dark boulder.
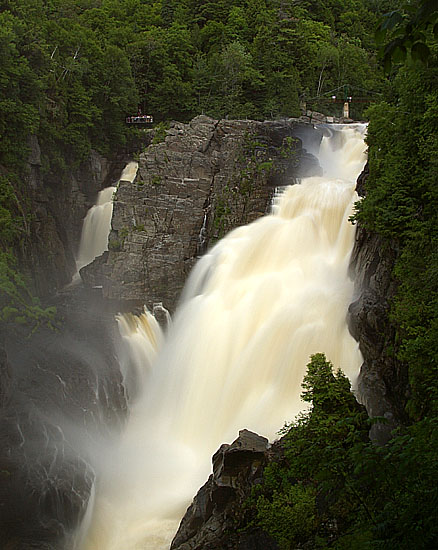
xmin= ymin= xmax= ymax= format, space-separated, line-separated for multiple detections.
xmin=171 ymin=429 xmax=278 ymax=550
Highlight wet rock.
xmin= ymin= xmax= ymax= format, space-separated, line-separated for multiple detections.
xmin=21 ymin=137 xmax=129 ymax=297
xmin=0 ymin=343 xmax=11 ymax=411
xmin=28 ymin=134 xmax=42 ymax=166
xmin=355 ymin=161 xmax=369 ymax=198
xmin=171 ymin=430 xmax=277 ymax=550
xmin=0 ymin=287 xmax=125 ymax=549
xmin=212 ymin=429 xmax=269 ymax=486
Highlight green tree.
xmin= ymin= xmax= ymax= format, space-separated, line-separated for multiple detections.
xmin=376 ymin=0 xmax=438 ymax=71
xmin=251 ymin=354 xmax=370 ymax=549
xmin=0 ymin=11 xmax=42 ymax=166
xmin=251 ymin=354 xmax=438 ymax=548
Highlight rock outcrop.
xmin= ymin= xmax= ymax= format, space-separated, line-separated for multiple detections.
xmin=171 ymin=430 xmax=279 ymax=550
xmin=348 ymin=163 xmax=404 ymax=443
xmin=0 ymin=336 xmax=11 ymax=411
xmin=82 ymin=116 xmax=323 ymax=312
xmin=0 ymin=134 xmax=148 ymax=548
xmin=22 ymin=136 xmax=130 ymax=297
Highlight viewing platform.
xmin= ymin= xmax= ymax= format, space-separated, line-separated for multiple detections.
xmin=126 ymin=115 xmax=154 ymax=124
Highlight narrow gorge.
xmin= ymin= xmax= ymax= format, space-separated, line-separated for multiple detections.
xmin=1 ymin=1 xmax=436 ymax=547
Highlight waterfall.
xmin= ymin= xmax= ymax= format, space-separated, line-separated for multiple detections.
xmin=76 ymin=162 xmax=138 ymax=272
xmin=76 ymin=186 xmax=116 ymax=271
xmin=197 ymin=210 xmax=208 ymax=256
xmin=116 ymin=309 xmax=164 ymax=402
xmin=79 ymin=124 xmax=367 ymax=550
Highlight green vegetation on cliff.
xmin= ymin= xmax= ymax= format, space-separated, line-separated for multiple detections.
xmin=249 ymin=355 xmax=438 ymax=549
xmin=355 ymin=0 xmax=438 ymax=420
xmin=0 ymin=170 xmax=55 ymax=332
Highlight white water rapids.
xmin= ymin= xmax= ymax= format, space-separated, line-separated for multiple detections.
xmin=79 ymin=124 xmax=367 ymax=550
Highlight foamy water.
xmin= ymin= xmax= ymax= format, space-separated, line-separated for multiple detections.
xmin=79 ymin=125 xmax=367 ymax=550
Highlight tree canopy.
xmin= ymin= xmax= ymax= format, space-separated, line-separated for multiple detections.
xmin=250 ymin=354 xmax=438 ymax=549
xmin=0 ymin=0 xmax=386 ymax=173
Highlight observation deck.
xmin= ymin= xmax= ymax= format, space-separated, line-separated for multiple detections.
xmin=126 ymin=115 xmax=154 ymax=124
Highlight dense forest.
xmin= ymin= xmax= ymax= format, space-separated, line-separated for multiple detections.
xmin=1 ymin=0 xmax=437 ymax=548
xmin=0 ymin=0 xmax=389 ymax=330
xmin=0 ymin=0 xmax=386 ymax=169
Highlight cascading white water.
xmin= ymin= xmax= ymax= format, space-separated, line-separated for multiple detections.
xmin=80 ymin=124 xmax=367 ymax=550
xmin=76 ymin=162 xmax=138 ymax=271
xmin=116 ymin=310 xmax=164 ymax=402
xmin=76 ymin=186 xmax=116 ymax=271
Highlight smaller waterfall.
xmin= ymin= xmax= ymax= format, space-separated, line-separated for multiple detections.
xmin=197 ymin=211 xmax=209 ymax=256
xmin=76 ymin=161 xmax=138 ymax=272
xmin=76 ymin=186 xmax=116 ymax=271
xmin=116 ymin=309 xmax=163 ymax=402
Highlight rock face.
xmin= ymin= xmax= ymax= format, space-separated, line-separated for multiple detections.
xmin=348 ymin=163 xmax=404 ymax=443
xmin=82 ymin=116 xmax=323 ymax=312
xmin=0 ymin=336 xmax=11 ymax=411
xmin=22 ymin=136 xmax=129 ymax=297
xmin=0 ymin=136 xmax=142 ymax=548
xmin=171 ymin=430 xmax=279 ymax=550
xmin=0 ymin=286 xmax=125 ymax=550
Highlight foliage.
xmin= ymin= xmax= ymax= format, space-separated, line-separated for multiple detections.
xmin=151 ymin=121 xmax=170 ymax=144
xmin=0 ymin=251 xmax=56 ymax=334
xmin=354 ymin=49 xmax=438 ymax=419
xmin=249 ymin=354 xmax=438 ymax=549
xmin=0 ymin=170 xmax=56 ymax=334
xmin=0 ymin=0 xmax=385 ymax=168
xmin=0 ymin=0 xmax=139 ymax=172
xmin=247 ymin=355 xmax=368 ymax=548
xmin=255 ymin=483 xmax=316 ymax=549
xmin=376 ymin=0 xmax=438 ymax=72
xmin=0 ymin=174 xmax=27 ymax=248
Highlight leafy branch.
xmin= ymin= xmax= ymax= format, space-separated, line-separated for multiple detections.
xmin=376 ymin=0 xmax=438 ymax=72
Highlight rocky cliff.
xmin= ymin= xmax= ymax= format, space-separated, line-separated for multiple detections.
xmin=0 ymin=287 xmax=126 ymax=550
xmin=0 ymin=140 xmax=135 ymax=549
xmin=348 ymin=164 xmax=405 ymax=443
xmin=82 ymin=115 xmax=323 ymax=312
xmin=171 ymin=430 xmax=280 ymax=550
xmin=0 ymin=138 xmax=131 ymax=421
xmin=22 ymin=138 xmax=128 ymax=297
